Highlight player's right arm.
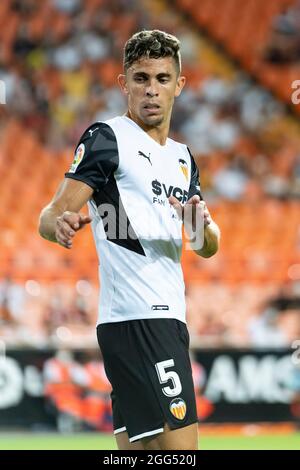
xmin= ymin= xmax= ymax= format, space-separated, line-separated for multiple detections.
xmin=39 ymin=178 xmax=93 ymax=249
xmin=169 ymin=148 xmax=220 ymax=257
xmin=39 ymin=122 xmax=119 ymax=249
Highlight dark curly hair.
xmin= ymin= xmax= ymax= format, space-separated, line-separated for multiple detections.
xmin=124 ymin=30 xmax=181 ymax=75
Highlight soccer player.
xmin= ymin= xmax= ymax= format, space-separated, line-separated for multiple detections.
xmin=39 ymin=30 xmax=220 ymax=450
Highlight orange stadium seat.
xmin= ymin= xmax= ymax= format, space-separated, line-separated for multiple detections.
xmin=176 ymin=0 xmax=300 ymax=115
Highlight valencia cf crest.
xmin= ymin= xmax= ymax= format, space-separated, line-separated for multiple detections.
xmin=169 ymin=398 xmax=187 ymax=420
xmin=179 ymin=159 xmax=188 ymax=181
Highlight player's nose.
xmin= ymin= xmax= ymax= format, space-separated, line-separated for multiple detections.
xmin=146 ymin=80 xmax=159 ymax=97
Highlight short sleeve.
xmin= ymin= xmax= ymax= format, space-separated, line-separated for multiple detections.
xmin=187 ymin=148 xmax=203 ymax=200
xmin=65 ymin=122 xmax=119 ymax=192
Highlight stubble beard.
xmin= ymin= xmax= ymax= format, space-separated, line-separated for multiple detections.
xmin=142 ymin=114 xmax=164 ymax=128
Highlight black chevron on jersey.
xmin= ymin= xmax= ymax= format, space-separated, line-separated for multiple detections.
xmin=93 ymin=179 xmax=146 ymax=256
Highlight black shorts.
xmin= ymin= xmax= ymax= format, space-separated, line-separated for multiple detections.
xmin=97 ymin=318 xmax=197 ymax=443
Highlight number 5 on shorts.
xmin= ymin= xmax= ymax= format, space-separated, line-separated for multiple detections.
xmin=155 ymin=359 xmax=182 ymax=397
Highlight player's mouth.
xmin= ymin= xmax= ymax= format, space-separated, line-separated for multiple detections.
xmin=143 ymin=103 xmax=161 ymax=113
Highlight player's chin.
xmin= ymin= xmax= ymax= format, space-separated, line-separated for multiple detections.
xmin=141 ymin=113 xmax=164 ymax=127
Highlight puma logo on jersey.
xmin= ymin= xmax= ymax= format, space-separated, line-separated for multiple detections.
xmin=138 ymin=150 xmax=152 ymax=166
xmin=89 ymin=127 xmax=99 ymax=137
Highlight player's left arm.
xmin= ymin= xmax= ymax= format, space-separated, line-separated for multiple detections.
xmin=169 ymin=194 xmax=220 ymax=258
xmin=169 ymin=149 xmax=220 ymax=258
xmin=186 ymin=195 xmax=220 ymax=258
xmin=198 ymin=215 xmax=220 ymax=258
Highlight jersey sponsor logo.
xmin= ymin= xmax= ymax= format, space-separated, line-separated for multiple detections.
xmin=69 ymin=143 xmax=85 ymax=173
xmin=151 ymin=305 xmax=169 ymax=311
xmin=169 ymin=398 xmax=187 ymax=420
xmin=152 ymin=180 xmax=188 ymax=204
xmin=88 ymin=127 xmax=99 ymax=137
xmin=138 ymin=150 xmax=152 ymax=166
xmin=179 ymin=159 xmax=188 ymax=181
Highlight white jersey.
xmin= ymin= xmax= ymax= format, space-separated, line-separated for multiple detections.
xmin=65 ymin=116 xmax=201 ymax=324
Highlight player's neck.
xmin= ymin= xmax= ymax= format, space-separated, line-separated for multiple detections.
xmin=125 ymin=111 xmax=170 ymax=146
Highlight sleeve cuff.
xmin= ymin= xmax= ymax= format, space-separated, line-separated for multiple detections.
xmin=64 ymin=173 xmax=97 ymax=191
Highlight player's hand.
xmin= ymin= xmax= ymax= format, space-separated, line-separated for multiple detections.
xmin=169 ymin=195 xmax=211 ymax=235
xmin=55 ymin=211 xmax=92 ymax=249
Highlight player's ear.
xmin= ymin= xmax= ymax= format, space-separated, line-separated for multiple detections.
xmin=118 ymin=74 xmax=129 ymax=95
xmin=175 ymin=76 xmax=186 ymax=98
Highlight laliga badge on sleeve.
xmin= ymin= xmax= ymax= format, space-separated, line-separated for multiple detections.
xmin=69 ymin=143 xmax=85 ymax=173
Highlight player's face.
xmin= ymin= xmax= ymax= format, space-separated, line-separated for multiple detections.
xmin=118 ymin=57 xmax=185 ymax=128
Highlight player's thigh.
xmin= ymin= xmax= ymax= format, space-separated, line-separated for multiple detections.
xmin=141 ymin=422 xmax=198 ymax=451
xmin=115 ymin=431 xmax=143 ymax=450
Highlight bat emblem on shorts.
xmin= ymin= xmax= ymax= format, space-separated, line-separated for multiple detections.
xmin=169 ymin=398 xmax=187 ymax=420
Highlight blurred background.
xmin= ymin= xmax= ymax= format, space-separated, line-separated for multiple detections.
xmin=0 ymin=0 xmax=299 ymax=450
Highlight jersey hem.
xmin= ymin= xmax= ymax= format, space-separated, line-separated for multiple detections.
xmin=97 ymin=313 xmax=186 ymax=326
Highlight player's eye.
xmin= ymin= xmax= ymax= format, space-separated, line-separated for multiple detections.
xmin=134 ymin=76 xmax=146 ymax=83
xmin=158 ymin=77 xmax=169 ymax=84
